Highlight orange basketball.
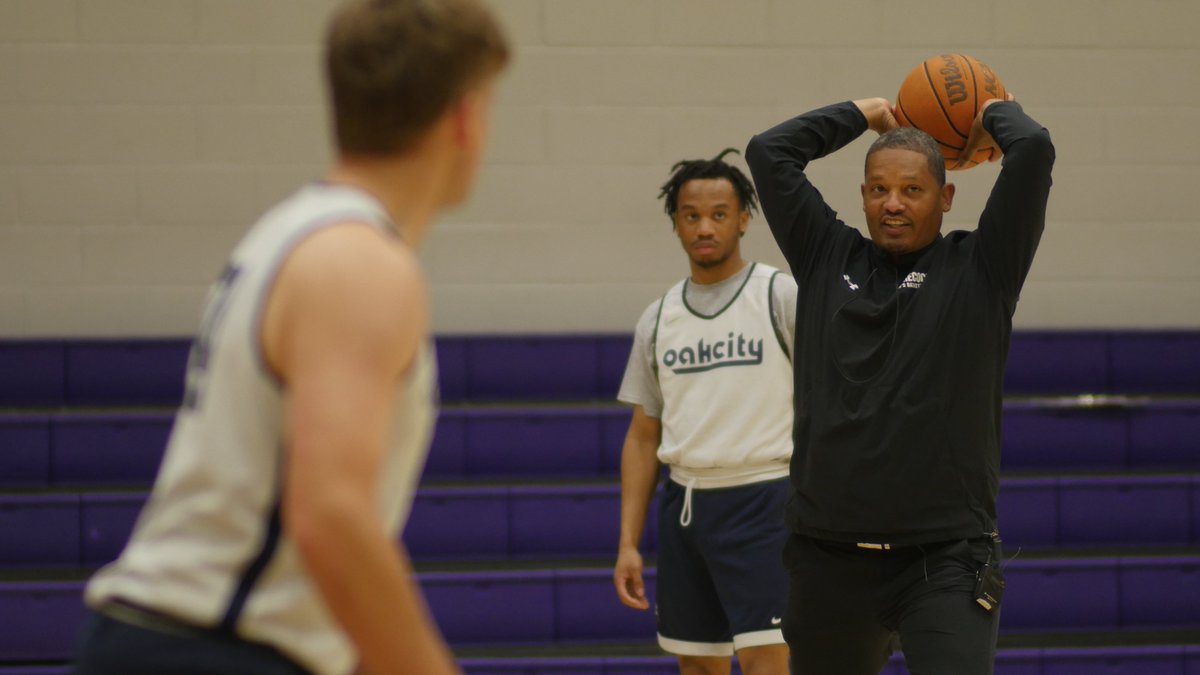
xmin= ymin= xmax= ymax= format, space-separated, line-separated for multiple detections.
xmin=894 ymin=53 xmax=1007 ymax=170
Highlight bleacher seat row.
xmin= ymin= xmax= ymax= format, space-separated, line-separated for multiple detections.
xmin=2 ymin=332 xmax=1199 ymax=407
xmin=3 ymin=401 xmax=1199 ymax=489
xmin=3 ymin=554 xmax=1200 ymax=660
xmin=3 ymin=475 xmax=1200 ymax=569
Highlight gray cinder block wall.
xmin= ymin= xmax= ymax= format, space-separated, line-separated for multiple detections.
xmin=1 ymin=0 xmax=1197 ymax=336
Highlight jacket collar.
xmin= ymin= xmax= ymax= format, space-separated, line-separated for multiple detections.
xmin=869 ymin=233 xmax=943 ymax=269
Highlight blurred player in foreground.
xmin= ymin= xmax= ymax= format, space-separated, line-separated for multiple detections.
xmin=74 ymin=1 xmax=509 ymax=673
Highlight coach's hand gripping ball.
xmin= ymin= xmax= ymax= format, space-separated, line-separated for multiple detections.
xmin=894 ymin=53 xmax=1007 ymax=170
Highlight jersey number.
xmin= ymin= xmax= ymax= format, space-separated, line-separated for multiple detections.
xmin=182 ymin=264 xmax=242 ymax=411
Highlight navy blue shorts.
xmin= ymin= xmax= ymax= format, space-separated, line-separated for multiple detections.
xmin=655 ymin=477 xmax=790 ymax=656
xmin=73 ymin=607 xmax=312 ymax=675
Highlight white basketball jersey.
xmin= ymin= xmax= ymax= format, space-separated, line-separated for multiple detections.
xmin=85 ymin=183 xmax=438 ymax=675
xmin=654 ymin=263 xmax=793 ymax=488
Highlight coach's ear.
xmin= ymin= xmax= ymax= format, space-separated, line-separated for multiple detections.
xmin=941 ymin=182 xmax=955 ymax=213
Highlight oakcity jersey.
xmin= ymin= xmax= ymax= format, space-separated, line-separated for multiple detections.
xmin=654 ymin=263 xmax=793 ymax=489
xmin=85 ymin=183 xmax=438 ymax=675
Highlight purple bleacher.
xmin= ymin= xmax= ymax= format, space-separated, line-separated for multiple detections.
xmin=0 ymin=647 xmax=1198 ymax=675
xmin=992 ymin=649 xmax=1041 ymax=675
xmin=462 ymin=409 xmax=607 ymax=478
xmin=423 ymin=570 xmax=558 ymax=645
xmin=1004 ymin=332 xmax=1109 ymax=395
xmin=594 ymin=659 xmax=680 ymax=675
xmin=435 ymin=406 xmax=621 ymax=479
xmin=64 ymin=339 xmax=189 ymax=406
xmin=50 ymin=413 xmax=171 ymax=486
xmin=6 ymin=559 xmax=1200 ymax=659
xmin=510 ymin=486 xmax=619 ymax=558
xmin=1130 ymin=403 xmax=1200 ymax=469
xmin=404 ymin=487 xmax=510 ymax=559
xmin=435 ymin=336 xmax=469 ymax=401
xmin=8 ymin=476 xmax=1200 ymax=567
xmin=466 ymin=336 xmax=604 ymax=400
xmin=1002 ymin=558 xmax=1121 ymax=631
xmin=0 ymin=415 xmax=50 ymax=487
xmin=1194 ymin=477 xmax=1200 ymax=545
xmin=598 ymin=410 xmax=631 ymax=475
xmin=461 ymin=657 xmax=688 ymax=675
xmin=407 ymin=485 xmax=660 ymax=560
xmin=0 ymin=495 xmax=79 ymax=567
xmin=1001 ymin=476 xmax=1200 ymax=550
xmin=79 ymin=493 xmax=146 ymax=566
xmin=1057 ymin=476 xmax=1192 ymax=548
xmin=508 ymin=485 xmax=654 ymax=560
xmin=1037 ymin=646 xmax=1190 ymax=675
xmin=424 ymin=414 xmax=468 ymax=480
xmin=597 ymin=335 xmax=633 ymax=400
xmin=995 ymin=478 xmax=1057 ymax=549
xmin=21 ymin=403 xmax=1200 ymax=489
xmin=1001 ymin=555 xmax=1200 ymax=631
xmin=1002 ymin=403 xmax=1129 ymax=470
xmin=1111 ymin=332 xmax=1200 ymax=394
xmin=555 ymin=569 xmax=656 ymax=643
xmin=455 ymin=335 xmax=632 ymax=401
xmin=4 ymin=646 xmax=1200 ymax=675
xmin=0 ymin=583 xmax=86 ymax=660
xmin=1 ymin=332 xmax=1198 ymax=411
xmin=1120 ymin=557 xmax=1200 ymax=629
xmin=30 ymin=402 xmax=1200 ymax=487
xmin=0 ymin=342 xmax=65 ymax=407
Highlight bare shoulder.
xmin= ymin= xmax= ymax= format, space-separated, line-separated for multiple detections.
xmin=287 ymin=223 xmax=425 ymax=299
xmin=263 ymin=222 xmax=427 ymax=382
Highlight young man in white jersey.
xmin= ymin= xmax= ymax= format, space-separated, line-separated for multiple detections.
xmin=613 ymin=150 xmax=796 ymax=675
xmin=73 ymin=2 xmax=508 ymax=674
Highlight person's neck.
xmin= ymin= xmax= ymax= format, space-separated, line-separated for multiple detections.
xmin=689 ymin=255 xmax=748 ymax=285
xmin=323 ymin=148 xmax=450 ymax=250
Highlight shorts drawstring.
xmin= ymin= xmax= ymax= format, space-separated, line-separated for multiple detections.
xmin=679 ymin=477 xmax=697 ymax=527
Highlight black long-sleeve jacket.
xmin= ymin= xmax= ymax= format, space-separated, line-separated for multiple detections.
xmin=745 ymin=101 xmax=1054 ymax=545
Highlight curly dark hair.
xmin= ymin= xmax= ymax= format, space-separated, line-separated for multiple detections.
xmin=658 ymin=148 xmax=758 ymax=225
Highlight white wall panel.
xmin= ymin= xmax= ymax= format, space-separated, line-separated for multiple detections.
xmin=0 ymin=0 xmax=1195 ymax=335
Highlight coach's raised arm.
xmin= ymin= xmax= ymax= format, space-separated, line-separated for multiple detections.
xmin=745 ymin=99 xmax=897 ymax=280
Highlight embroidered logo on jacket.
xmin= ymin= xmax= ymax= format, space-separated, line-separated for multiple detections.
xmin=899 ymin=272 xmax=926 ymax=290
xmin=843 ymin=274 xmax=859 ymax=291
xmin=663 ymin=332 xmax=763 ymax=374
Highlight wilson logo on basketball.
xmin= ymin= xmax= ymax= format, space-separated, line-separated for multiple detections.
xmin=980 ymin=65 xmax=1000 ymax=99
xmin=938 ymin=53 xmax=968 ymax=106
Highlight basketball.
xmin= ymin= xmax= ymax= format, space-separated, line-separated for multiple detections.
xmin=894 ymin=53 xmax=1007 ymax=170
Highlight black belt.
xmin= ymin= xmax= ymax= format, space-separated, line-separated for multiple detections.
xmin=98 ymin=598 xmax=216 ymax=640
xmin=817 ymin=535 xmax=991 ymax=554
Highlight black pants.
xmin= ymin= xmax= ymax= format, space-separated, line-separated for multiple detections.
xmin=783 ymin=533 xmax=1001 ymax=675
xmin=73 ymin=609 xmax=312 ymax=675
